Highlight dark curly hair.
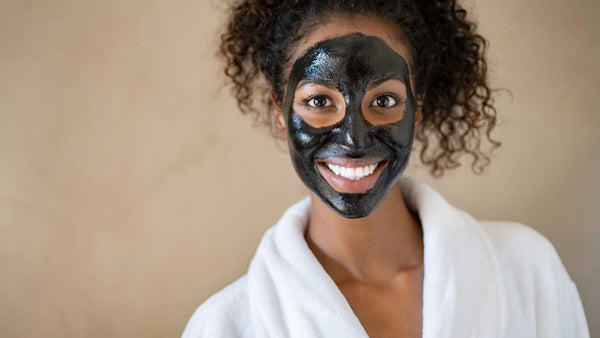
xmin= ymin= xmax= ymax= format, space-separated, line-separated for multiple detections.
xmin=219 ymin=0 xmax=500 ymax=176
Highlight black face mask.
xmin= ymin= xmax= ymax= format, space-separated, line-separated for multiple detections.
xmin=282 ymin=33 xmax=416 ymax=218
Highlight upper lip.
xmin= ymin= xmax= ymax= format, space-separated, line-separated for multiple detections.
xmin=315 ymin=157 xmax=386 ymax=167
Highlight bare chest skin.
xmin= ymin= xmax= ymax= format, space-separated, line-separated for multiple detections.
xmin=338 ymin=266 xmax=423 ymax=338
xmin=305 ymin=184 xmax=424 ymax=337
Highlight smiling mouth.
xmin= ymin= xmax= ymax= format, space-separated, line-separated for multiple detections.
xmin=324 ymin=162 xmax=379 ymax=180
xmin=315 ymin=158 xmax=388 ymax=194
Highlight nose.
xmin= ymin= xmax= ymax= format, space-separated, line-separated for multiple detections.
xmin=339 ymin=104 xmax=372 ymax=151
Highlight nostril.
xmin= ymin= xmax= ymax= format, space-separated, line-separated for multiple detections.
xmin=343 ymin=131 xmax=372 ymax=150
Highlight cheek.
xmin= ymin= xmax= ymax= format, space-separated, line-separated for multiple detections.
xmin=362 ymin=105 xmax=406 ymax=125
xmin=288 ymin=112 xmax=329 ymax=150
xmin=292 ymin=104 xmax=344 ymax=128
xmin=380 ymin=119 xmax=415 ymax=151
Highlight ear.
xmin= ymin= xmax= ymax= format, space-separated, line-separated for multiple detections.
xmin=415 ymin=93 xmax=425 ymax=125
xmin=271 ymin=91 xmax=287 ymax=140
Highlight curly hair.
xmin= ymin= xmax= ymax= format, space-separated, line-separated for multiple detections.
xmin=219 ymin=0 xmax=500 ymax=176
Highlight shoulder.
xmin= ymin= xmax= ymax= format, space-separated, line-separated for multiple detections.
xmin=476 ymin=221 xmax=590 ymax=337
xmin=477 ymin=221 xmax=575 ymax=275
xmin=478 ymin=221 xmax=557 ymax=261
xmin=181 ymin=274 xmax=252 ymax=338
xmin=477 ymin=221 xmax=567 ymax=282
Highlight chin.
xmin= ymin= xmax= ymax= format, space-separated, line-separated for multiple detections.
xmin=315 ymin=167 xmax=401 ymax=219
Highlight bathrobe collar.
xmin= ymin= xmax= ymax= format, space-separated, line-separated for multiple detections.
xmin=247 ymin=177 xmax=506 ymax=337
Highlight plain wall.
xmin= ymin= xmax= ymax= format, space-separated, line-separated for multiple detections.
xmin=0 ymin=0 xmax=598 ymax=336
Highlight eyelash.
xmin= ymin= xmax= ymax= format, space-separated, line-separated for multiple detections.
xmin=302 ymin=95 xmax=333 ymax=108
xmin=371 ymin=94 xmax=404 ymax=108
xmin=299 ymin=93 xmax=405 ymax=109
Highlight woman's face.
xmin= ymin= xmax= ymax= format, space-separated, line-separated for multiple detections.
xmin=275 ymin=15 xmax=419 ymax=218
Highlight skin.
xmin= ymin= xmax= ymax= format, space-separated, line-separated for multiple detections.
xmin=273 ymin=14 xmax=424 ymax=338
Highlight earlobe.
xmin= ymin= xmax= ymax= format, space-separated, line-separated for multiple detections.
xmin=271 ymin=91 xmax=287 ymax=140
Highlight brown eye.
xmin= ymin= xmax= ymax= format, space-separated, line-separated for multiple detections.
xmin=371 ymin=95 xmax=397 ymax=108
xmin=293 ymin=82 xmax=345 ymax=127
xmin=307 ymin=96 xmax=331 ymax=108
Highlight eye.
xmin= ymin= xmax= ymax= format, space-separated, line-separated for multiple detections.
xmin=371 ymin=95 xmax=397 ymax=108
xmin=306 ymin=95 xmax=332 ymax=108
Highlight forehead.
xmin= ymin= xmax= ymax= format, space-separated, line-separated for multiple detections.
xmin=286 ymin=14 xmax=413 ymax=78
xmin=291 ymin=34 xmax=410 ymax=85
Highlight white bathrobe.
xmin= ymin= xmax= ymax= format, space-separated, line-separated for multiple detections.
xmin=182 ymin=178 xmax=589 ymax=338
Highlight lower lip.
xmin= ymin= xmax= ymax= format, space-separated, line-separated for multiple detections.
xmin=315 ymin=161 xmax=387 ymax=194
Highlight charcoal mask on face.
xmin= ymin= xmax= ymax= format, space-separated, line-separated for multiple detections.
xmin=282 ymin=33 xmax=416 ymax=218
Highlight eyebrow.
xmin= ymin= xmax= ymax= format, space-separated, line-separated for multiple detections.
xmin=366 ymin=75 xmax=406 ymax=90
xmin=296 ymin=79 xmax=338 ymax=90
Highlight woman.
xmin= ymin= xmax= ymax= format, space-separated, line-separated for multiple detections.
xmin=183 ymin=0 xmax=589 ymax=337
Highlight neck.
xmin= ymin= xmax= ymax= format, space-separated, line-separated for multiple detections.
xmin=305 ymin=183 xmax=423 ymax=285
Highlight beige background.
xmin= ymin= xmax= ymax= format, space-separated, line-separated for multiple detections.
xmin=0 ymin=0 xmax=598 ymax=337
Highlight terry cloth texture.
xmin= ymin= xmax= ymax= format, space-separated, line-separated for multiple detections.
xmin=182 ymin=178 xmax=589 ymax=338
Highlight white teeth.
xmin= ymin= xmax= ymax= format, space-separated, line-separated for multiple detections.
xmin=347 ymin=168 xmax=355 ymax=180
xmin=326 ymin=163 xmax=379 ymax=181
xmin=355 ymin=167 xmax=363 ymax=177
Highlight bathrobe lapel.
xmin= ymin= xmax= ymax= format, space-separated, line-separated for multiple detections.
xmin=401 ymin=178 xmax=507 ymax=338
xmin=247 ymin=178 xmax=505 ymax=337
xmin=248 ymin=197 xmax=368 ymax=337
